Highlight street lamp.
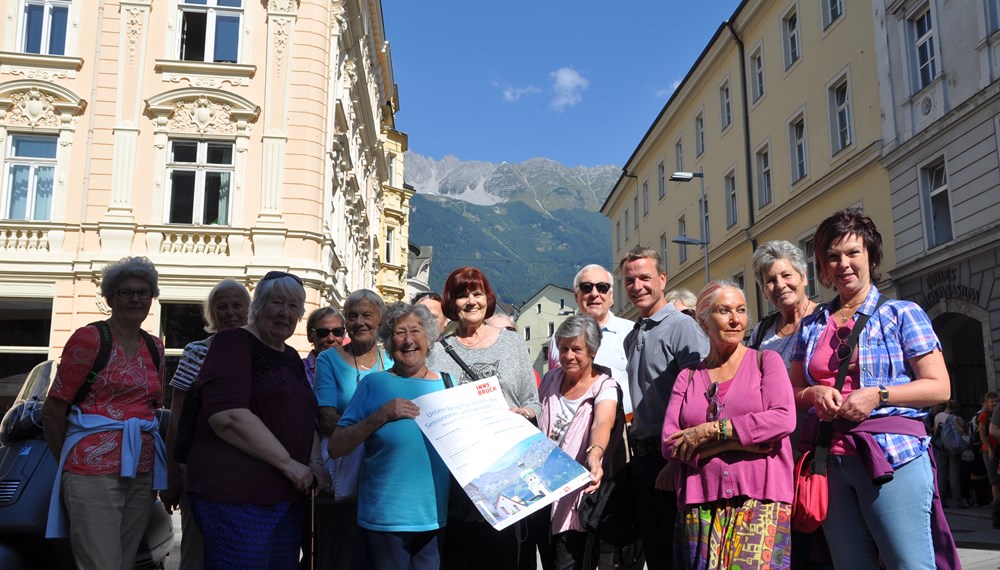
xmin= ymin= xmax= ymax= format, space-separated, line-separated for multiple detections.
xmin=669 ymin=168 xmax=710 ymax=284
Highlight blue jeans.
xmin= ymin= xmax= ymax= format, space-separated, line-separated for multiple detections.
xmin=823 ymin=453 xmax=935 ymax=570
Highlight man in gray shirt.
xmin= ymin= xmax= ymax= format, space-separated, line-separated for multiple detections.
xmin=620 ymin=246 xmax=708 ymax=570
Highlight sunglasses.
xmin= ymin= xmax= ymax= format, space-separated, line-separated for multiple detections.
xmin=835 ymin=326 xmax=854 ymax=362
xmin=116 ymin=288 xmax=153 ymax=300
xmin=312 ymin=327 xmax=346 ymax=338
xmin=578 ymin=282 xmax=611 ymax=294
xmin=412 ymin=291 xmax=442 ymax=303
xmin=706 ymin=381 xmax=724 ymax=421
xmin=261 ymin=271 xmax=303 ymax=286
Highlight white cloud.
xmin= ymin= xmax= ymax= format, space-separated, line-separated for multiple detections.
xmin=655 ymin=78 xmax=683 ymax=99
xmin=502 ymin=84 xmax=541 ymax=102
xmin=549 ymin=67 xmax=589 ymax=111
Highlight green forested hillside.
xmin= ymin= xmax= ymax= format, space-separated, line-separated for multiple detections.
xmin=409 ymin=194 xmax=611 ymax=305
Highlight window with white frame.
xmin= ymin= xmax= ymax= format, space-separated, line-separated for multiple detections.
xmin=756 ymin=146 xmax=772 ymax=208
xmin=799 ymin=236 xmax=820 ymax=298
xmin=658 ymin=162 xmax=666 ymax=199
xmin=822 ymin=0 xmax=843 ymax=29
xmin=0 ymin=298 xmax=54 ymax=383
xmin=19 ymin=0 xmax=69 ymax=55
xmin=166 ymin=140 xmax=234 ymax=225
xmin=3 ymin=135 xmax=56 ymax=221
xmin=624 ymin=209 xmax=630 ymax=238
xmin=524 ymin=326 xmax=531 ymax=341
xmin=830 ymin=78 xmax=852 ymax=153
xmin=695 ymin=113 xmax=705 ymax=156
xmin=751 ymin=48 xmax=765 ymax=102
xmin=675 ymin=140 xmax=684 ymax=172
xmin=732 ymin=270 xmax=745 ymax=293
xmin=547 ymin=321 xmax=554 ymax=336
xmin=659 ymin=232 xmax=668 ymax=269
xmin=989 ymin=0 xmax=1000 ymax=33
xmin=536 ymin=303 xmax=541 ymax=314
xmin=633 ymin=196 xmax=639 ymax=227
xmin=616 ymin=219 xmax=621 ymax=250
xmin=724 ymin=171 xmax=737 ymax=227
xmin=720 ymin=81 xmax=732 ymax=130
xmin=911 ymin=7 xmax=936 ymax=92
xmin=385 ymin=227 xmax=395 ymax=264
xmin=642 ymin=181 xmax=649 ymax=215
xmin=678 ymin=216 xmax=688 ymax=263
xmin=783 ymin=9 xmax=801 ymax=69
xmin=178 ymin=0 xmax=243 ymax=63
xmin=921 ymin=160 xmax=953 ymax=247
xmin=789 ymin=115 xmax=808 ymax=182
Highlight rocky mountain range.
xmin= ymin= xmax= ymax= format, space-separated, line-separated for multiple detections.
xmin=405 ymin=152 xmax=619 ymax=305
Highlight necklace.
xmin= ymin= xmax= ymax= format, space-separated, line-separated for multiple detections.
xmin=835 ymin=301 xmax=861 ymax=325
xmin=777 ymin=300 xmax=815 ymax=337
xmin=456 ymin=328 xmax=485 ymax=348
xmin=351 ymin=346 xmax=383 ymax=384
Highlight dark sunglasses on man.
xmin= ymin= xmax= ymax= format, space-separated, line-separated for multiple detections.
xmin=577 ymin=282 xmax=611 ymax=294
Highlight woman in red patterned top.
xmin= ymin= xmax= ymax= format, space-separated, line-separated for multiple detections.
xmin=41 ymin=256 xmax=166 ymax=570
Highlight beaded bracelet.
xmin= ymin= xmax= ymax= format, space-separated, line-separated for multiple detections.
xmin=720 ymin=418 xmax=728 ymax=441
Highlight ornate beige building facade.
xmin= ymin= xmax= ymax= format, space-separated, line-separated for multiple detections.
xmin=0 ymin=0 xmax=406 ymax=393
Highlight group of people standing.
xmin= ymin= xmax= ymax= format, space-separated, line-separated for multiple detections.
xmin=39 ymin=206 xmax=956 ymax=570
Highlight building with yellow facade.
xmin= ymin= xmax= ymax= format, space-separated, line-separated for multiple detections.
xmin=0 ymin=0 xmax=407 ymax=396
xmin=602 ymin=0 xmax=895 ymax=323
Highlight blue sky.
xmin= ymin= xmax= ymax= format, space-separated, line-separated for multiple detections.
xmin=383 ymin=1 xmax=743 ymax=168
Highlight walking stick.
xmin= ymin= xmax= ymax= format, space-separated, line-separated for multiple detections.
xmin=310 ymin=475 xmax=317 ymax=570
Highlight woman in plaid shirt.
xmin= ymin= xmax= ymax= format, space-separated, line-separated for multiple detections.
xmin=790 ymin=209 xmax=951 ymax=570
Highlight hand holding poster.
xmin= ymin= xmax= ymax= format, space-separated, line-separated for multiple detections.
xmin=412 ymin=378 xmax=591 ymax=530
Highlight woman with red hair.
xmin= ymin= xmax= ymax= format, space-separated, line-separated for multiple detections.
xmin=427 ymin=266 xmax=540 ymax=570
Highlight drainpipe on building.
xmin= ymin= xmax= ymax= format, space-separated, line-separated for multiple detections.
xmin=726 ymin=19 xmax=762 ymax=318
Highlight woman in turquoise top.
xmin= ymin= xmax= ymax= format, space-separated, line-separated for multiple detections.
xmin=314 ymin=289 xmax=392 ymax=570
xmin=328 ymin=302 xmax=450 ymax=570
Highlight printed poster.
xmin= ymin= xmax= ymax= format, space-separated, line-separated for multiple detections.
xmin=412 ymin=378 xmax=591 ymax=530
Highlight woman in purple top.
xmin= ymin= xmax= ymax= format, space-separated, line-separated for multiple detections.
xmin=185 ymin=272 xmax=327 ymax=570
xmin=662 ymin=281 xmax=795 ymax=570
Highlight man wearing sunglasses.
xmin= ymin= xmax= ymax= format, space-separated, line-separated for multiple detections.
xmin=546 ymin=264 xmax=634 ymax=414
xmin=619 ymin=246 xmax=708 ymax=570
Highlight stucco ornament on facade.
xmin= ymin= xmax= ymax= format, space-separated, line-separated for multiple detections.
xmin=125 ymin=7 xmax=146 ymax=67
xmin=0 ymin=66 xmax=72 ymax=81
xmin=5 ymin=89 xmax=61 ymax=128
xmin=169 ymin=97 xmax=236 ymax=134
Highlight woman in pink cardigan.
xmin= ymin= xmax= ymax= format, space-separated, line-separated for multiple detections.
xmin=661 ymin=281 xmax=795 ymax=570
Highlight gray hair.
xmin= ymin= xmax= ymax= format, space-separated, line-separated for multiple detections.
xmin=665 ymin=289 xmax=697 ymax=310
xmin=751 ymin=240 xmax=809 ymax=289
xmin=249 ymin=274 xmax=306 ymax=325
xmin=694 ymin=280 xmax=745 ymax=331
xmin=203 ymin=278 xmax=251 ymax=333
xmin=100 ymin=256 xmax=160 ymax=299
xmin=378 ymin=302 xmax=439 ymax=354
xmin=554 ymin=315 xmax=603 ymax=355
xmin=573 ymin=264 xmax=613 ymax=290
xmin=307 ymin=306 xmax=344 ymax=330
xmin=345 ymin=289 xmax=386 ymax=320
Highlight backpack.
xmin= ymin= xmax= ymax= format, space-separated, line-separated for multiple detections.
xmin=941 ymin=414 xmax=969 ymax=455
xmin=969 ymin=410 xmax=986 ymax=450
xmin=71 ymin=320 xmax=161 ymax=409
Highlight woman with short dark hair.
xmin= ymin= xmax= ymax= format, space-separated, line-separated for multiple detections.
xmin=790 ymin=208 xmax=951 ymax=569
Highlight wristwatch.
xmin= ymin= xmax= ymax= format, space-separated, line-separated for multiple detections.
xmin=878 ymin=385 xmax=890 ymax=408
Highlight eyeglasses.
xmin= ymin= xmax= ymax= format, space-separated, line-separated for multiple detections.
xmin=117 ymin=288 xmax=153 ymax=300
xmin=503 ymin=326 xmax=517 ymax=332
xmin=706 ymin=381 xmax=725 ymax=421
xmin=835 ymin=326 xmax=854 ymax=362
xmin=312 ymin=327 xmax=346 ymax=338
xmin=681 ymin=309 xmax=696 ymax=318
xmin=578 ymin=282 xmax=611 ymax=294
xmin=261 ymin=271 xmax=303 ymax=286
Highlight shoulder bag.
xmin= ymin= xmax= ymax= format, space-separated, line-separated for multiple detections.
xmin=792 ymin=295 xmax=885 ymax=533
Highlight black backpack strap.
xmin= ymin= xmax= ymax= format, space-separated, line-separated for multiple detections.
xmin=140 ymin=330 xmax=161 ymax=373
xmin=72 ymin=321 xmax=114 ymax=407
xmin=750 ymin=311 xmax=782 ymax=350
xmin=438 ymin=338 xmax=480 ymax=381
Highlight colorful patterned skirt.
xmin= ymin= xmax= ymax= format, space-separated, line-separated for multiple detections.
xmin=674 ymin=497 xmax=792 ymax=570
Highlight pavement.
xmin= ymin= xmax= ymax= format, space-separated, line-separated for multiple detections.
xmin=163 ymin=506 xmax=1000 ymax=569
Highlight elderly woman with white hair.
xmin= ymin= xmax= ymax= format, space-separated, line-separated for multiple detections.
xmin=162 ymin=277 xmax=251 ymax=567
xmin=536 ymin=315 xmax=621 ymax=570
xmin=662 ymin=281 xmax=795 ymax=570
xmin=42 ymin=256 xmax=167 ymax=569
xmin=748 ymin=240 xmax=818 ymax=362
xmin=328 ymin=302 xmax=450 ymax=570
xmin=185 ymin=271 xmax=326 ymax=569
